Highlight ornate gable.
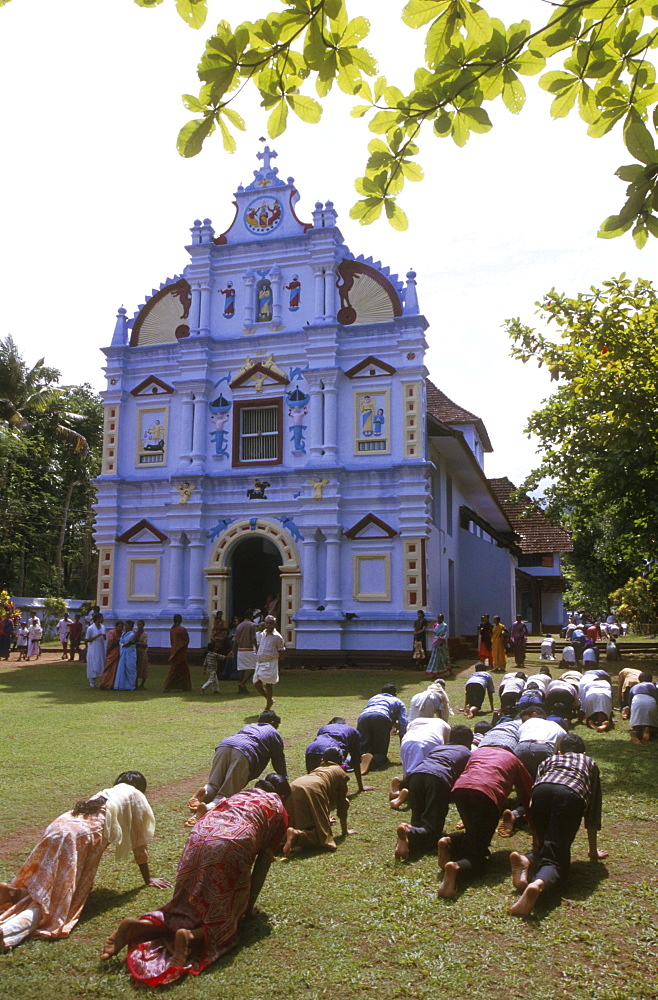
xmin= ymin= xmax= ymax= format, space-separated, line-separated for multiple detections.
xmin=116 ymin=520 xmax=168 ymax=545
xmin=231 ymin=354 xmax=290 ymax=392
xmin=130 ymin=376 xmax=175 ymax=397
xmin=344 ymin=356 xmax=397 ymax=379
xmin=344 ymin=513 xmax=398 ymax=540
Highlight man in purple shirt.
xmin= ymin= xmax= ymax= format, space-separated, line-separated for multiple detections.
xmin=305 ymin=717 xmax=373 ymax=793
xmin=185 ymin=710 xmax=287 ymax=826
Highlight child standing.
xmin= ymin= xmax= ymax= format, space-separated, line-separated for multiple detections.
xmin=201 ymin=642 xmax=224 ymax=694
xmin=16 ymin=622 xmax=28 ymax=661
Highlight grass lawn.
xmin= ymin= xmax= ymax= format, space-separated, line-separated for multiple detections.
xmin=1 ymin=653 xmax=657 ymax=1000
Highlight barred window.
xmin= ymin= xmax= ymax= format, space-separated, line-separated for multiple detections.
xmin=240 ymin=405 xmax=278 ymax=462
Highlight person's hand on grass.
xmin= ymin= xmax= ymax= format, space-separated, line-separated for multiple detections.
xmin=590 ymin=849 xmax=609 ymax=861
xmin=148 ymin=877 xmax=173 ymax=888
xmin=361 ymin=785 xmax=376 ymax=792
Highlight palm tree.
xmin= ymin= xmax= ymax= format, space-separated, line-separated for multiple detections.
xmin=0 ymin=335 xmax=89 ymax=452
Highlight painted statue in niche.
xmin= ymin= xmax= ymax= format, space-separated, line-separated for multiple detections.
xmin=256 ymin=278 xmax=273 ymax=323
xmin=354 ymin=390 xmax=389 ymax=454
xmin=209 ymin=395 xmax=232 ymax=457
xmin=286 ymin=386 xmax=309 ymax=455
xmin=285 ymin=274 xmax=301 ymax=310
xmin=359 ymin=394 xmax=376 ymax=436
xmin=220 ymin=282 xmax=235 ymax=318
xmin=247 ymin=479 xmax=270 ymax=500
xmin=141 ymin=412 xmax=165 ymax=451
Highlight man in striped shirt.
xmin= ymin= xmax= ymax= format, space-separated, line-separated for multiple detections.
xmin=509 ymin=733 xmax=607 ymax=916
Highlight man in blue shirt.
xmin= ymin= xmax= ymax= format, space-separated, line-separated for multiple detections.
xmin=186 ymin=710 xmax=287 ymax=826
xmin=305 ymin=717 xmax=373 ymax=792
xmin=357 ymin=685 xmax=409 ymax=771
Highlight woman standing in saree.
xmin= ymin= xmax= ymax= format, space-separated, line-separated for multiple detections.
xmin=426 ymin=614 xmax=450 ymax=678
xmin=115 ymin=620 xmax=138 ymax=690
xmin=491 ymin=616 xmax=508 ymax=672
xmin=100 ymin=774 xmax=289 ymax=985
xmin=163 ymin=615 xmax=191 ymax=691
xmin=135 ymin=620 xmax=149 ymax=689
xmin=100 ymin=621 xmax=124 ymax=690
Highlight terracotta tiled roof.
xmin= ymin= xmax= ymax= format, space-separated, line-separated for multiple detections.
xmin=425 ymin=379 xmax=492 ymax=451
xmin=488 ymin=477 xmax=573 ymax=553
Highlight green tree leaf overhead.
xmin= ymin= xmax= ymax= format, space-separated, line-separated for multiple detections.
xmin=82 ymin=1 xmax=658 ymax=239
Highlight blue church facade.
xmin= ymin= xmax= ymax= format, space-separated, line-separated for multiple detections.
xmin=94 ymin=150 xmax=568 ymax=658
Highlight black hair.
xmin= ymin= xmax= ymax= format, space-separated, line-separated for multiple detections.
xmin=515 ymin=671 xmax=527 ymax=680
xmin=207 ymin=642 xmax=215 ymax=652
xmin=449 ymin=724 xmax=474 ymax=747
xmin=320 ymin=747 xmax=344 ymax=766
xmin=329 ymin=717 xmax=347 ymax=725
xmin=255 ymin=773 xmax=291 ymax=799
xmin=473 ymin=721 xmax=492 ymax=735
xmin=72 ymin=794 xmax=107 ymax=817
xmin=173 ymin=614 xmax=183 ymax=625
xmin=539 ymin=666 xmax=552 ymax=676
xmin=549 ymin=701 xmax=569 ymax=717
xmin=519 ymin=706 xmax=545 ymax=721
xmin=560 ymin=733 xmax=586 ymax=753
xmin=381 ymin=684 xmax=397 ymax=696
xmin=258 ymin=710 xmax=281 ymax=728
xmin=639 ymin=671 xmax=653 ymax=682
xmin=113 ymin=770 xmax=147 ymax=793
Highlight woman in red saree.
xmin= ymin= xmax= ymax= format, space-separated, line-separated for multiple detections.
xmin=100 ymin=622 xmax=123 ymax=690
xmin=163 ymin=615 xmax=191 ymax=691
xmin=100 ymin=775 xmax=289 ymax=985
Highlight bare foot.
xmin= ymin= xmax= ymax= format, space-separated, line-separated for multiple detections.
xmin=643 ymin=727 xmax=652 ymax=743
xmin=438 ymin=861 xmax=459 ymax=899
xmin=621 ymin=707 xmax=630 ymax=720
xmin=510 ymin=851 xmax=530 ymax=890
xmin=395 ymin=823 xmax=411 ymax=860
xmin=283 ymin=828 xmax=299 ymax=858
xmin=509 ymin=878 xmax=544 ymax=916
xmin=498 ymin=809 xmax=515 ymax=838
xmin=360 ymin=753 xmax=373 ymax=776
xmin=100 ymin=918 xmax=154 ymax=960
xmin=631 ymin=730 xmax=643 ymax=745
xmin=437 ymin=836 xmax=452 ymax=869
xmin=0 ymin=883 xmax=22 ymax=906
xmin=171 ymin=928 xmax=195 ymax=967
xmin=390 ymin=788 xmax=409 ymax=810
xmin=389 ymin=777 xmax=402 ymax=797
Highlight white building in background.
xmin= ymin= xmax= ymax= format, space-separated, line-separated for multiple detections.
xmin=93 ymin=149 xmax=569 ymax=660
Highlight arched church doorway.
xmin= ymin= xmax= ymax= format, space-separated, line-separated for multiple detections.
xmin=229 ymin=535 xmax=282 ymax=620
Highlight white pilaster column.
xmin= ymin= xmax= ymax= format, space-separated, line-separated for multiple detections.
xmin=190 ymin=394 xmax=207 ymax=469
xmin=301 ymin=536 xmax=318 ymax=609
xmin=167 ymin=533 xmax=186 ymax=606
xmin=189 ymin=283 xmax=201 ymax=335
xmin=313 ymin=266 xmax=325 ymax=323
xmin=271 ymin=265 xmax=282 ymax=327
xmin=322 ymin=376 xmax=338 ymax=462
xmin=199 ymin=281 xmax=212 ymax=336
xmin=187 ymin=530 xmax=207 ymax=607
xmin=243 ymin=269 xmax=255 ymax=326
xmin=324 ymin=265 xmax=337 ymax=323
xmin=178 ymin=393 xmax=194 ymax=466
xmin=324 ymin=530 xmax=342 ymax=611
xmin=308 ymin=380 xmax=323 ymax=458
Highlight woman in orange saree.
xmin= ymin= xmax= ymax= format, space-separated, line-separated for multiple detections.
xmin=163 ymin=615 xmax=191 ymax=691
xmin=100 ymin=622 xmax=123 ymax=690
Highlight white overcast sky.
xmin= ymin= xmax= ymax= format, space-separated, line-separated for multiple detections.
xmin=0 ymin=0 xmax=655 ymax=486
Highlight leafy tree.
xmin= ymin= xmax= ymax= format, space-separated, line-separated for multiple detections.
xmin=507 ymin=274 xmax=658 ymax=607
xmin=82 ymin=0 xmax=658 ymax=242
xmin=609 ymin=570 xmax=658 ymax=629
xmin=0 ymin=339 xmax=102 ymax=599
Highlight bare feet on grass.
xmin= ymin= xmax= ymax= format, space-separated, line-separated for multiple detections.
xmin=437 ymin=861 xmax=459 ymax=899
xmin=395 ymin=823 xmax=411 ymax=860
xmin=360 ymin=753 xmax=373 ymax=776
xmin=283 ymin=828 xmax=302 ymax=858
xmin=498 ymin=808 xmax=515 ymax=838
xmin=100 ymin=918 xmax=156 ymax=959
xmin=631 ymin=730 xmax=643 ymax=745
xmin=171 ymin=928 xmax=195 ymax=967
xmin=510 ymin=851 xmax=530 ymax=891
xmin=509 ymin=878 xmax=545 ymax=916
xmin=643 ymin=726 xmax=652 ymax=742
xmin=437 ymin=836 xmax=452 ymax=870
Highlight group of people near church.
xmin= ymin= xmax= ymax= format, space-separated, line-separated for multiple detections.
xmin=476 ymin=613 xmax=529 ymax=672
xmin=2 ymin=659 xmax=626 ymax=982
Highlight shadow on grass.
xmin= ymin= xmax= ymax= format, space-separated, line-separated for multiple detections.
xmin=97 ymin=909 xmax=275 ymax=990
xmin=508 ymin=860 xmax=610 ymax=922
xmin=78 ymin=885 xmax=144 ymax=926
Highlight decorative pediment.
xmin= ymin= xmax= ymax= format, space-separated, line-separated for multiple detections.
xmin=344 ymin=513 xmax=398 ymax=540
xmin=344 ymin=356 xmax=397 ymax=379
xmin=116 ymin=519 xmax=168 ymax=545
xmin=231 ymin=354 xmax=290 ymax=392
xmin=337 ymin=259 xmax=403 ymax=326
xmin=129 ymin=279 xmax=192 ymax=347
xmin=130 ymin=376 xmax=175 ymax=397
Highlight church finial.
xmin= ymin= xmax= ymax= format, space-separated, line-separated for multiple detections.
xmin=111 ymin=306 xmax=128 ymax=347
xmin=404 ymin=269 xmax=419 ymax=315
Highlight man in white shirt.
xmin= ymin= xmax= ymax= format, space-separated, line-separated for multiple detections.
xmin=514 ymin=707 xmax=567 ymax=777
xmin=253 ymin=615 xmax=285 ymax=710
xmin=409 ymin=680 xmax=452 ymax=722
